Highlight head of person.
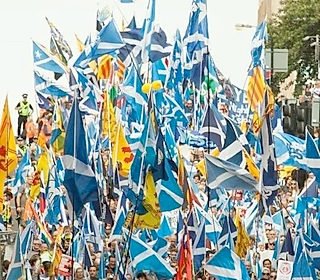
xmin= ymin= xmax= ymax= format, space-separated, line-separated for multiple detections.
xmin=17 ymin=136 xmax=25 ymax=146
xmin=89 ymin=265 xmax=97 ymax=278
xmin=136 ymin=272 xmax=148 ymax=280
xmin=263 ymin=259 xmax=272 ymax=270
xmin=108 ymin=255 xmax=116 ymax=270
xmin=75 ymin=267 xmax=84 ymax=279
xmin=22 ymin=93 xmax=28 ymax=103
xmin=262 ymin=268 xmax=270 ymax=280
xmin=270 ymin=270 xmax=277 ymax=280
xmin=32 ymin=238 xmax=42 ymax=252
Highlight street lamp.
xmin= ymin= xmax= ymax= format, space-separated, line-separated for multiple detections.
xmin=303 ymin=35 xmax=320 ymax=79
xmin=234 ymin=23 xmax=256 ymax=31
xmin=0 ymin=231 xmax=17 ymax=280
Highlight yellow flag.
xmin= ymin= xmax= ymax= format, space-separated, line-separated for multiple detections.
xmin=0 ymin=97 xmax=18 ymax=210
xmin=102 ymin=93 xmax=133 ymax=177
xmin=37 ymin=149 xmax=50 ymax=185
xmin=51 ymin=105 xmax=65 ymax=155
xmin=243 ymin=149 xmax=260 ymax=181
xmin=134 ymin=170 xmax=161 ymax=229
xmin=234 ymin=209 xmax=251 ymax=258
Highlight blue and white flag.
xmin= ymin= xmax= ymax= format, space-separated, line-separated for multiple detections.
xmin=62 ymin=79 xmax=99 ymax=215
xmin=6 ymin=232 xmax=22 ymax=280
xmin=292 ymin=251 xmax=315 ymax=280
xmin=119 ymin=28 xmax=143 ymax=67
xmin=183 ymin=0 xmax=209 ymax=89
xmin=141 ymin=0 xmax=156 ymax=63
xmin=273 ymin=132 xmax=306 ymax=169
xmin=259 ymin=93 xmax=279 ymax=210
xmin=33 ymin=41 xmax=65 ymax=74
xmin=205 ymin=154 xmax=258 ymax=191
xmin=149 ymin=25 xmax=172 ymax=62
xmin=306 ymin=128 xmax=320 ymax=183
xmin=279 ymin=230 xmax=295 ymax=261
xmin=75 ymin=18 xmax=124 ymax=68
xmin=218 ymin=215 xmax=237 ymax=249
xmin=199 ymin=104 xmax=226 ymax=150
xmin=13 ymin=150 xmax=31 ymax=189
xmin=128 ymin=233 xmax=175 ymax=279
xmin=205 ymin=247 xmax=250 ymax=280
xmin=34 ymin=71 xmax=70 ymax=97
xmin=250 ymin=20 xmax=267 ymax=67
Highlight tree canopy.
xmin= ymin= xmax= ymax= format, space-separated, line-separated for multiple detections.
xmin=268 ymin=0 xmax=320 ymax=95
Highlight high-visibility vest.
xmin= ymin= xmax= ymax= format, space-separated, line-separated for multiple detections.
xmin=18 ymin=102 xmax=31 ymax=116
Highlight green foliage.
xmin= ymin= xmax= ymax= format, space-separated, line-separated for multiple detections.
xmin=268 ymin=0 xmax=320 ymax=94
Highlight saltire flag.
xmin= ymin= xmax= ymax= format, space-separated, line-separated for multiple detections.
xmin=149 ymin=25 xmax=172 ymax=62
xmin=205 ymin=247 xmax=250 ymax=280
xmin=0 ymin=96 xmax=18 ymax=211
xmin=183 ymin=0 xmax=209 ymax=89
xmin=21 ymin=221 xmax=34 ymax=261
xmin=35 ymin=91 xmax=52 ymax=110
xmin=13 ymin=150 xmax=31 ymax=189
xmin=273 ymin=132 xmax=306 ymax=169
xmin=128 ymin=232 xmax=175 ymax=279
xmin=118 ymin=28 xmax=143 ymax=68
xmin=250 ymin=20 xmax=267 ymax=67
xmin=74 ymin=18 xmax=124 ymax=68
xmin=218 ymin=215 xmax=237 ymax=248
xmin=199 ymin=104 xmax=226 ymax=150
xmin=109 ymin=192 xmax=128 ymax=241
xmin=205 ymin=155 xmax=258 ymax=191
xmin=32 ymin=41 xmax=65 ymax=74
xmin=151 ymin=58 xmax=168 ymax=85
xmin=6 ymin=232 xmax=23 ymax=280
xmin=259 ymin=92 xmax=279 ymax=211
xmin=127 ymin=16 xmax=137 ymax=30
xmin=34 ymin=71 xmax=71 ymax=97
xmin=192 ymin=218 xmax=206 ymax=272
xmin=305 ymin=127 xmax=320 ymax=183
xmin=156 ymin=214 xmax=173 ymax=238
xmin=45 ymin=17 xmax=73 ymax=65
xmin=62 ymin=75 xmax=99 ymax=216
xmin=140 ymin=0 xmax=156 ymax=63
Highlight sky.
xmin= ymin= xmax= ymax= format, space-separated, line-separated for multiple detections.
xmin=0 ymin=0 xmax=258 ymax=127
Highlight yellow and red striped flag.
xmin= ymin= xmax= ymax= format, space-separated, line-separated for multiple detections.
xmin=246 ymin=66 xmax=266 ymax=111
xmin=0 ymin=97 xmax=17 ymax=211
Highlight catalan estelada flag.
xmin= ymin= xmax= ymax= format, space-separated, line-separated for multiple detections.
xmin=246 ymin=66 xmax=266 ymax=111
xmin=0 ymin=97 xmax=17 ymax=211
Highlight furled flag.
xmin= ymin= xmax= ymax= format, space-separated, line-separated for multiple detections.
xmin=46 ymin=17 xmax=73 ymax=65
xmin=176 ymin=226 xmax=193 ymax=280
xmin=0 ymin=97 xmax=18 ymax=211
xmin=205 ymin=247 xmax=250 ymax=280
xmin=259 ymin=92 xmax=279 ymax=211
xmin=279 ymin=229 xmax=294 ymax=261
xmin=62 ymin=87 xmax=99 ymax=216
xmin=32 ymin=41 xmax=65 ymax=74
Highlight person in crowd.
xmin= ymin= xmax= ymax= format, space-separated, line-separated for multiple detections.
xmin=88 ymin=265 xmax=98 ymax=280
xmin=15 ymin=93 xmax=34 ymax=137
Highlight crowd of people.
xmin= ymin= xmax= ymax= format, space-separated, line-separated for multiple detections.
xmin=0 ymin=91 xmax=318 ymax=280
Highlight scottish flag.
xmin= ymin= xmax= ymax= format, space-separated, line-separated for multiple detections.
xmin=34 ymin=71 xmax=71 ymax=97
xmin=183 ymin=0 xmax=209 ymax=89
xmin=75 ymin=18 xmax=124 ymax=68
xmin=205 ymin=154 xmax=258 ymax=191
xmin=292 ymin=250 xmax=315 ymax=280
xmin=274 ymin=132 xmax=306 ymax=169
xmin=62 ymin=88 xmax=99 ymax=216
xmin=306 ymin=128 xmax=320 ymax=183
xmin=33 ymin=41 xmax=65 ymax=74
xmin=149 ymin=25 xmax=172 ymax=62
xmin=218 ymin=215 xmax=237 ymax=248
xmin=199 ymin=104 xmax=226 ymax=150
xmin=141 ymin=0 xmax=156 ymax=63
xmin=259 ymin=93 xmax=279 ymax=210
xmin=250 ymin=20 xmax=267 ymax=67
xmin=205 ymin=247 xmax=250 ymax=280
xmin=6 ymin=232 xmax=22 ymax=280
xmin=128 ymin=233 xmax=175 ymax=278
xmin=13 ymin=150 xmax=31 ymax=188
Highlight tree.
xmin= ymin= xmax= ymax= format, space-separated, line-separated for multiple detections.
xmin=268 ymin=0 xmax=320 ymax=95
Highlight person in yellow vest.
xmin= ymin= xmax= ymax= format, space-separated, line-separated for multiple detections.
xmin=15 ymin=93 xmax=34 ymax=137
